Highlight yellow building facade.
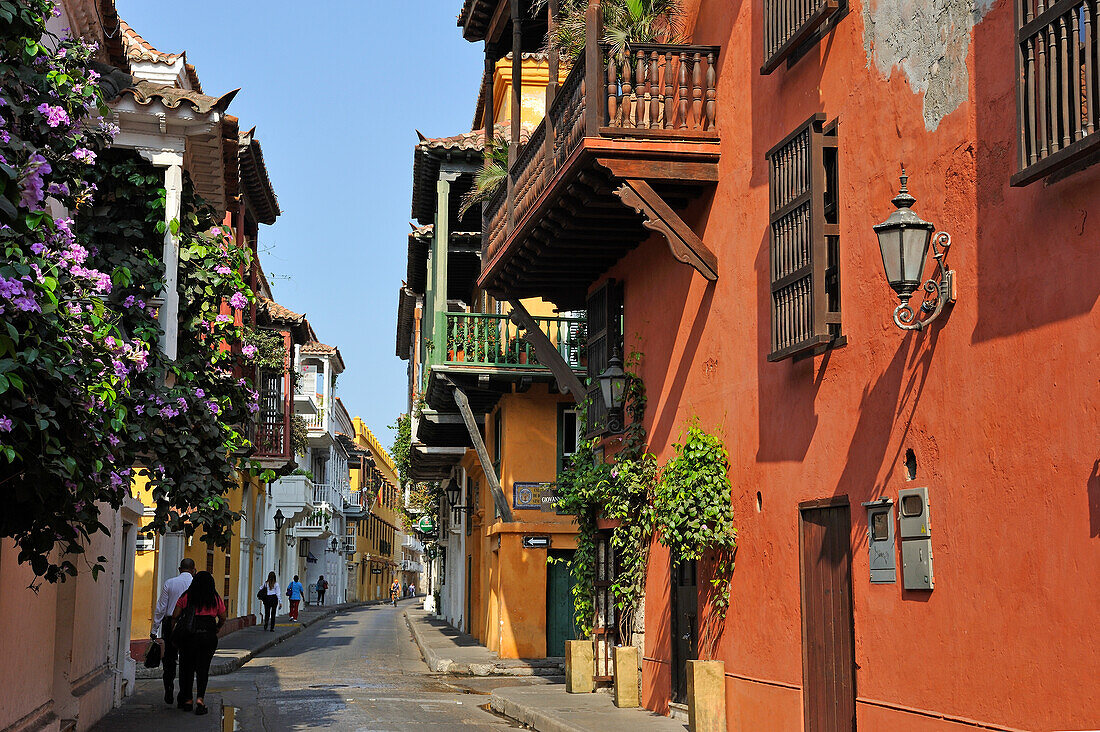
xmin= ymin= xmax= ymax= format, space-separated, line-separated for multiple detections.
xmin=348 ymin=418 xmax=402 ymax=602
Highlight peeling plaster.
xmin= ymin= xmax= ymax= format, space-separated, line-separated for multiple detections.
xmin=863 ymin=0 xmax=995 ymax=131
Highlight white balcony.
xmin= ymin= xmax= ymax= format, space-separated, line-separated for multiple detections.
xmin=401 ymin=535 xmax=423 ymax=551
xmin=293 ymin=390 xmax=319 ymax=416
xmin=296 ymin=502 xmax=334 ymax=539
xmin=400 ymin=560 xmax=423 ymax=573
xmin=270 ymin=474 xmax=315 ymax=525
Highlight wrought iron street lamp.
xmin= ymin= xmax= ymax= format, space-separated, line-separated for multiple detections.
xmin=328 ymin=537 xmax=339 ymax=552
xmin=445 ymin=477 xmax=467 ymax=520
xmin=598 ymin=347 xmax=627 ymax=433
xmin=873 ymin=170 xmax=955 ymax=331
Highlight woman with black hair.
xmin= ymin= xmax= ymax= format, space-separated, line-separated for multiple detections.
xmin=172 ymin=570 xmax=226 ymax=716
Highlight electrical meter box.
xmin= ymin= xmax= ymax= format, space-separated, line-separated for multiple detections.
xmin=898 ymin=487 xmax=934 ymax=590
xmin=862 ymin=498 xmax=896 ymax=584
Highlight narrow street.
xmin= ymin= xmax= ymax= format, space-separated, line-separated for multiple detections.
xmin=103 ymin=601 xmax=525 ymax=731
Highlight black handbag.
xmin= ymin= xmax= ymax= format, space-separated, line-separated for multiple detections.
xmin=257 ymin=586 xmax=267 ymax=601
xmin=172 ymin=602 xmax=196 ymax=646
xmin=143 ymin=639 xmax=162 ymax=668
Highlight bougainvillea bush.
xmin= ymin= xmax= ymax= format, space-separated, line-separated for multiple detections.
xmin=0 ymin=2 xmax=266 ymax=584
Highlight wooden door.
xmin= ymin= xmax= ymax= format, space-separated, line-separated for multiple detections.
xmin=799 ymin=498 xmax=856 ymax=732
xmin=670 ymin=556 xmax=698 ymax=704
xmin=546 ymin=549 xmax=577 ymax=657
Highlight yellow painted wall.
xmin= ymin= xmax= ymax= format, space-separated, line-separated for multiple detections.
xmin=350 ymin=417 xmax=400 ymax=602
xmin=490 ymin=55 xmax=571 ymax=128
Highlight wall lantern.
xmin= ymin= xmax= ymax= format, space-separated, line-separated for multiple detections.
xmin=265 ymin=509 xmax=285 ymax=533
xmin=445 ymin=478 xmax=462 ymax=509
xmin=598 ymin=348 xmax=627 ymax=433
xmin=328 ymin=537 xmax=340 ymax=552
xmin=285 ymin=533 xmax=296 ymax=547
xmin=873 ymin=170 xmax=956 ymax=331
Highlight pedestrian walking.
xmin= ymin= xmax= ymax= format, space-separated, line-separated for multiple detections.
xmin=151 ymin=557 xmax=196 ymax=706
xmin=287 ymin=574 xmax=304 ymax=620
xmin=409 ymin=582 xmax=416 ymax=597
xmin=172 ymin=571 xmax=226 ymax=716
xmin=390 ymin=578 xmax=400 ymax=607
xmin=316 ymin=575 xmax=328 ymax=606
xmin=258 ymin=572 xmax=280 ymax=631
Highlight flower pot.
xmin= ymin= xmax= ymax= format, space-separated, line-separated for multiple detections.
xmin=565 ymin=639 xmax=595 ymax=693
xmin=612 ymin=645 xmax=640 ymax=708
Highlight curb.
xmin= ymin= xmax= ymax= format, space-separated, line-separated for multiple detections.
xmin=137 ymin=601 xmax=372 ymax=679
xmin=404 ymin=610 xmax=564 ymax=677
xmin=489 ymin=689 xmax=588 ymax=732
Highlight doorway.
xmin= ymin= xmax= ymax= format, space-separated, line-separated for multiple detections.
xmin=546 ymin=549 xmax=576 ymax=657
xmin=799 ymin=498 xmax=856 ymax=732
xmin=670 ymin=555 xmax=698 ymax=704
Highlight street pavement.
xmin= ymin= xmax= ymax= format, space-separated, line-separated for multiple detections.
xmin=95 ymin=598 xmax=535 ymax=731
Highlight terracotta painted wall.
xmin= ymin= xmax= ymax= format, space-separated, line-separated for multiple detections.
xmin=578 ymin=0 xmax=1100 ymax=729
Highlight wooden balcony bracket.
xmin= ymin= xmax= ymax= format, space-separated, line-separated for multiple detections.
xmin=612 ymin=178 xmax=718 ymax=282
xmin=508 ymin=299 xmax=587 ymax=401
xmin=447 ymin=380 xmax=515 ymax=522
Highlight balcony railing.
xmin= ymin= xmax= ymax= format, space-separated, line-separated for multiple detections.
xmin=299 ymin=502 xmax=333 ymax=533
xmin=305 ymin=403 xmax=326 ymax=432
xmin=486 ymin=41 xmax=720 ymax=261
xmin=435 ymin=312 xmax=584 ymax=370
xmin=1013 ymin=0 xmax=1100 ymax=185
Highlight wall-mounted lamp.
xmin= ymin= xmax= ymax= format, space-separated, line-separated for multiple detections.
xmin=285 ymin=532 xmax=296 ymax=547
xmin=873 ymin=171 xmax=956 ymax=331
xmin=264 ymin=509 xmax=285 ymax=533
xmin=598 ymin=347 xmax=627 ymax=433
xmin=444 ymin=477 xmax=468 ymax=520
xmin=327 ymin=537 xmax=340 ymax=553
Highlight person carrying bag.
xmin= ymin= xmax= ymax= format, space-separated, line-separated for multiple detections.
xmin=258 ymin=572 xmax=280 ymax=631
xmin=171 ymin=571 xmax=226 ymax=716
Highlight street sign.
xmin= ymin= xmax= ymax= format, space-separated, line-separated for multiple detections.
xmin=522 ymin=535 xmax=550 ymax=549
xmin=371 ymin=567 xmax=382 ymax=574
xmin=514 ymin=481 xmax=557 ymax=510
xmin=415 ymin=515 xmax=436 ymax=534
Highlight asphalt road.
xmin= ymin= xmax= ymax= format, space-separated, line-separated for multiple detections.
xmin=202 ymin=601 xmax=522 ymax=731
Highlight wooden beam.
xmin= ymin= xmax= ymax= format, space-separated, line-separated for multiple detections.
xmin=508 ymin=299 xmax=587 ymax=403
xmin=595 ymin=156 xmax=720 ymax=183
xmin=450 ymin=382 xmax=514 ymax=523
xmin=613 ymin=178 xmax=719 ymax=281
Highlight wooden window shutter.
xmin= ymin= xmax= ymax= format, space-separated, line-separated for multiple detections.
xmin=761 ymin=0 xmax=843 ymax=74
xmin=765 ymin=114 xmax=840 ymax=362
xmin=584 ymin=280 xmax=622 ymax=437
xmin=1012 ymin=0 xmax=1100 ymax=186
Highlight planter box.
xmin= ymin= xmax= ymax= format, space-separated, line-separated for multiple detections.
xmin=687 ymin=659 xmax=726 ymax=732
xmin=565 ymin=639 xmax=594 ymax=693
xmin=612 ymin=645 xmax=639 ymax=708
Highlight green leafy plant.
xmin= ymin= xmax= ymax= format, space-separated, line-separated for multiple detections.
xmin=291 ymin=467 xmax=314 ymax=481
xmin=541 ymin=0 xmax=684 ymax=60
xmin=458 ymin=136 xmax=509 ymax=217
xmin=242 ymin=327 xmax=287 ymax=370
xmin=290 ymin=414 xmax=308 ymax=458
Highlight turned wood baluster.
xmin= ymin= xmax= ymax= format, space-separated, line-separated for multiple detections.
xmin=649 ymin=51 xmax=660 ymax=128
xmin=634 ymin=49 xmax=645 ymax=128
xmin=1085 ymin=2 xmax=1095 ymax=136
xmin=621 ymin=55 xmax=633 ymax=128
xmin=691 ymin=51 xmax=703 ymax=130
xmin=704 ymin=51 xmax=716 ymax=130
xmin=663 ymin=51 xmax=675 ymax=129
xmin=678 ymin=51 xmax=689 ymax=129
xmin=607 ymin=54 xmax=618 ymax=127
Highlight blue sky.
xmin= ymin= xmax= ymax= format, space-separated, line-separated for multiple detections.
xmin=118 ymin=1 xmax=483 ymax=446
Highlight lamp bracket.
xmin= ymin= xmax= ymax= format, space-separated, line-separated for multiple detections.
xmin=893 ymin=231 xmax=955 ymax=331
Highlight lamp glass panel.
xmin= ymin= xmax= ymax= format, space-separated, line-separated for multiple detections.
xmin=600 ymin=375 xmax=613 ymax=410
xmin=610 ymin=375 xmax=627 ymax=408
xmin=877 ymin=228 xmax=903 ymax=286
xmin=901 ymin=227 xmax=932 ymax=284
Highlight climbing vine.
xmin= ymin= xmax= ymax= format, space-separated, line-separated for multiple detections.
xmin=654 ymin=423 xmax=737 ymax=620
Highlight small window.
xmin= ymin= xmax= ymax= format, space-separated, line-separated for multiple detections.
xmin=584 ymin=280 xmax=623 ymax=437
xmin=870 ymin=511 xmax=890 ymax=541
xmin=761 ymin=0 xmax=846 ymax=74
xmin=765 ymin=114 xmax=841 ymax=361
xmin=901 ymin=494 xmax=924 ymax=517
xmin=558 ymin=405 xmax=581 ymax=475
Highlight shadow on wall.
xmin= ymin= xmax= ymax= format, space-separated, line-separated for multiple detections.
xmin=642 ymin=540 xmax=673 ymax=714
xmin=1089 ymin=459 xmax=1100 ymax=539
xmin=970 ymin=0 xmax=1100 ymax=344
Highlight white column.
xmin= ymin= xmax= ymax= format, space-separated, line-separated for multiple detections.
xmin=134 ymin=149 xmax=184 ymax=360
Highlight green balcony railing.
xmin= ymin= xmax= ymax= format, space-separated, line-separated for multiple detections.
xmin=434 ymin=312 xmax=585 ymax=370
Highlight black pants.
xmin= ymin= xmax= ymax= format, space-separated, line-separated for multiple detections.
xmin=161 ymin=618 xmax=180 ymax=700
xmin=262 ymin=596 xmax=278 ymax=630
xmin=178 ymin=624 xmax=219 ymax=702
xmin=317 ymin=589 xmax=325 ymax=605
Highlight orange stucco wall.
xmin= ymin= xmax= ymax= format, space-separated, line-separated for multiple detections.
xmin=578 ymin=1 xmax=1100 ymax=730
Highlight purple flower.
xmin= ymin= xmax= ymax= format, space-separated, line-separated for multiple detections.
xmin=123 ymin=295 xmax=135 ymax=308
xmin=241 ymin=344 xmax=257 ymax=359
xmin=215 ymin=265 xmax=231 ymax=276
xmin=195 ymin=388 xmax=205 ymax=398
xmin=228 ymin=292 xmax=248 ymax=310
xmin=72 ymin=147 xmax=95 ymax=164
xmin=134 ymin=404 xmax=145 ymax=415
xmin=107 ymin=434 xmax=119 ymax=447
xmin=0 ymin=416 xmax=12 ymax=432
xmin=215 ymin=314 xmax=230 ymax=323
xmin=36 ymin=103 xmax=69 ymax=128
xmin=610 ymin=466 xmax=619 ymax=479
xmin=160 ymin=406 xmax=179 ymax=419
xmin=112 ymin=359 xmax=128 ymax=379
xmin=206 ymin=401 xmax=220 ymax=415
xmin=30 ymin=242 xmax=46 ymax=255
xmin=177 ymin=397 xmax=188 ymax=411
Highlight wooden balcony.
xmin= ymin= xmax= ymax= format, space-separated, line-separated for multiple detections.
xmin=480 ymin=38 xmax=721 ymax=307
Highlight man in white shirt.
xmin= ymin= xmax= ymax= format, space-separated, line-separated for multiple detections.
xmin=151 ymin=557 xmax=195 ymax=705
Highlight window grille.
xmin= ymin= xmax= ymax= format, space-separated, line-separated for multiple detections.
xmin=761 ymin=0 xmax=844 ymax=74
xmin=765 ymin=114 xmax=841 ymax=361
xmin=1013 ymin=0 xmax=1100 ymax=185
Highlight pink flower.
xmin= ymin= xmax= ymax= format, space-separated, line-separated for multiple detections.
xmin=215 ymin=265 xmax=231 ymax=275
xmin=72 ymin=147 xmax=96 ymax=164
xmin=36 ymin=103 xmax=69 ymax=127
xmin=241 ymin=344 xmax=257 ymax=359
xmin=228 ymin=292 xmax=248 ymax=310
xmin=0 ymin=416 xmax=12 ymax=432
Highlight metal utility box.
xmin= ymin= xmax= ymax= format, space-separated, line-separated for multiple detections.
xmin=862 ymin=498 xmax=896 ymax=584
xmin=898 ymin=487 xmax=934 ymax=590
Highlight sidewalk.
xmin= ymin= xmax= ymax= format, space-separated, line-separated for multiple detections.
xmin=404 ymin=606 xmax=564 ymax=676
xmin=136 ymin=600 xmax=368 ymax=679
xmin=491 ymin=684 xmax=687 ymax=732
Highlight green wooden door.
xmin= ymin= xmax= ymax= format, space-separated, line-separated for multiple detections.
xmin=546 ymin=550 xmax=577 ymax=657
